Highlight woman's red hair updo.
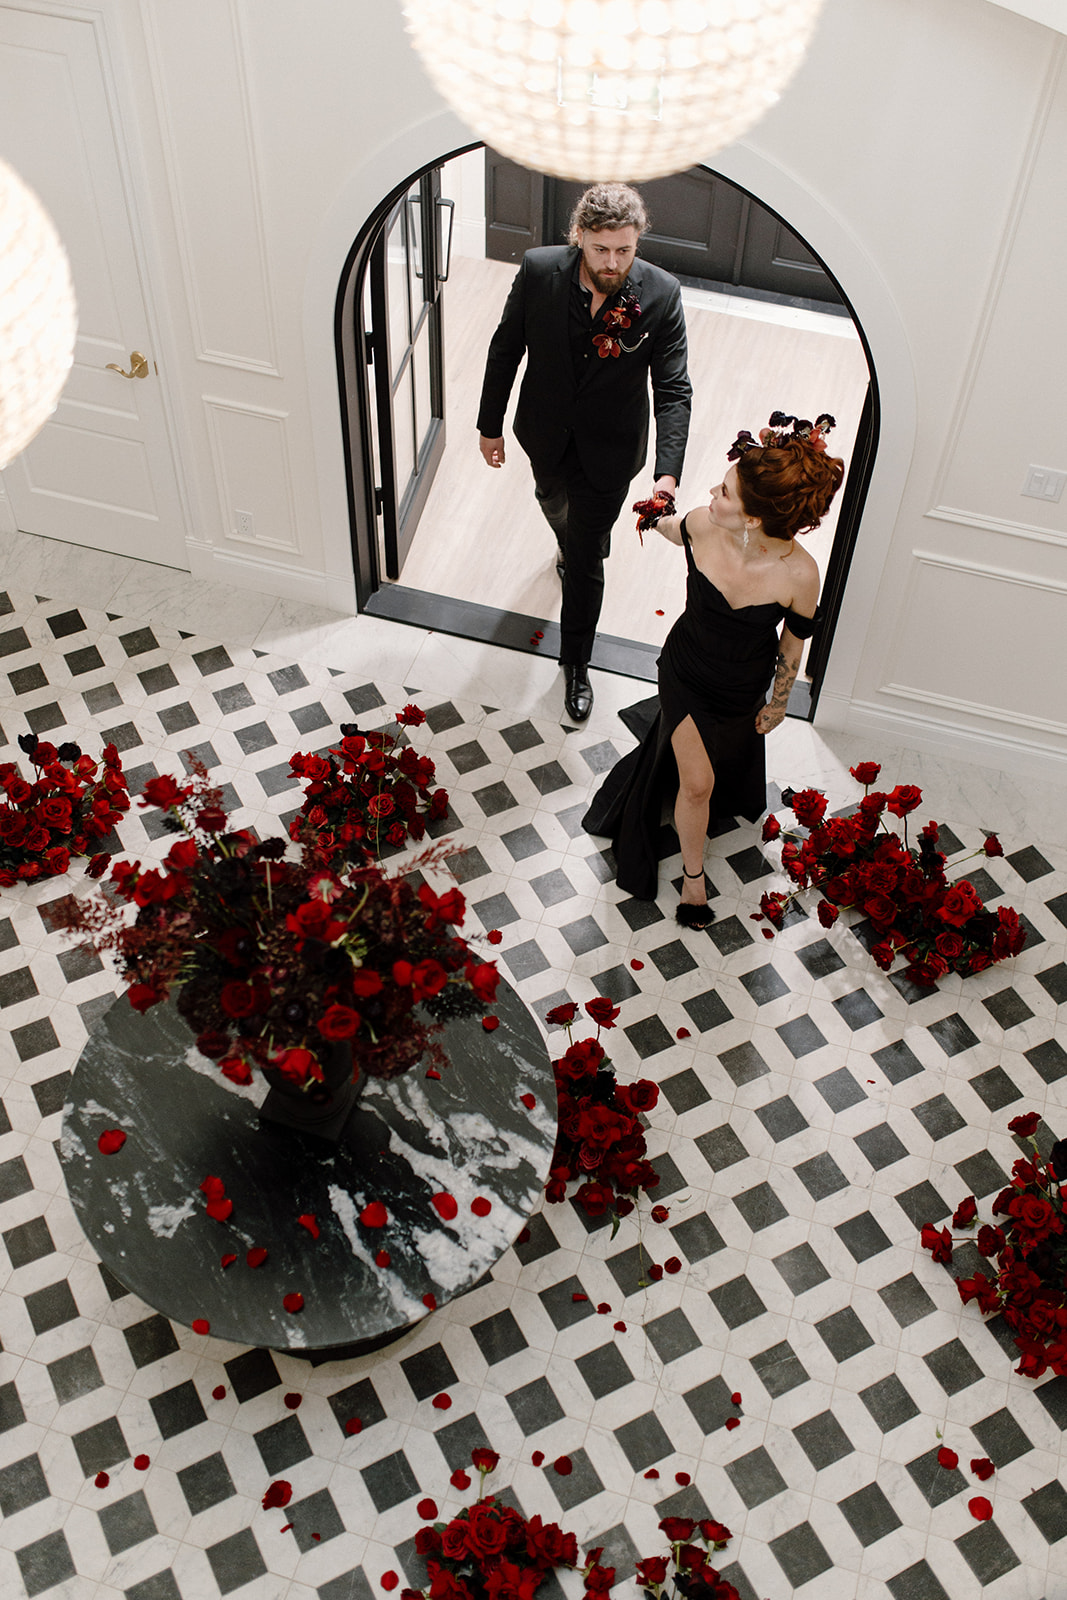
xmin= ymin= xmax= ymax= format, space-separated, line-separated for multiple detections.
xmin=735 ymin=438 xmax=844 ymax=543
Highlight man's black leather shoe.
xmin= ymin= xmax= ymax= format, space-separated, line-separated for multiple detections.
xmin=563 ymin=664 xmax=593 ymax=722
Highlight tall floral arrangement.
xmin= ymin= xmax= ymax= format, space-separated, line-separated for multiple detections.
xmin=542 ymin=999 xmax=661 ymax=1230
xmin=0 ymin=734 xmax=128 ymax=886
xmin=921 ymin=1112 xmax=1067 ymax=1380
xmin=289 ymin=707 xmax=449 ymax=866
xmin=755 ymin=762 xmax=1025 ymax=987
xmin=55 ymin=764 xmax=498 ymax=1087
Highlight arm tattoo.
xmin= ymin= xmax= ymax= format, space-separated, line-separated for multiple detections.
xmin=769 ymin=646 xmax=800 ymax=712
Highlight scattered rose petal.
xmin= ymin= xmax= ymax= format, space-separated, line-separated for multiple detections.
xmin=675 ymin=1027 xmax=691 ymax=1040
xmin=94 ymin=1471 xmax=109 ymax=1488
xmin=200 ymin=1174 xmax=225 ymax=1200
xmin=644 ymin=1469 xmax=660 ymax=1479
xmin=375 ymin=1250 xmax=392 ymax=1267
xmin=212 ymin=1386 xmax=226 ymax=1401
xmin=283 ymin=1292 xmax=305 ymax=1313
xmin=597 ymin=1302 xmax=611 ymax=1314
xmin=648 ymin=1263 xmax=663 ymax=1281
xmin=535 ymin=630 xmax=544 ymax=640
xmin=134 ymin=1454 xmax=150 ymax=1470
xmin=345 ymin=1417 xmax=362 ymax=1435
xmin=937 ymin=1447 xmax=959 ymax=1470
xmin=312 ymin=1532 xmax=321 ymax=1541
xmin=655 ymin=609 xmax=664 ymax=616
xmin=572 ymin=1292 xmax=588 ymax=1302
xmin=725 ymin=1417 xmax=740 ymax=1430
xmin=220 ymin=1253 xmax=237 ymax=1269
xmin=284 ymin=1393 xmax=302 ymax=1410
xmin=263 ymin=1480 xmax=293 ymax=1510
xmin=664 ymin=1256 xmax=681 ymax=1274
xmin=422 ymin=1292 xmax=437 ymax=1310
xmin=531 ymin=1451 xmax=545 ymax=1466
xmin=471 ymin=1197 xmax=492 ymax=1217
xmin=650 ymin=1205 xmax=669 ymax=1223
xmin=675 ymin=1472 xmax=691 ymax=1486
xmin=730 ymin=1392 xmax=742 ymax=1406
xmin=450 ymin=1468 xmax=470 ymax=1489
xmin=487 ymin=930 xmax=503 ymax=945
xmin=971 ymin=1457 xmax=995 ymax=1481
xmin=432 ymin=1393 xmax=452 ymax=1409
xmin=360 ymin=1201 xmax=388 ymax=1228
xmin=630 ymin=959 xmax=644 ymax=970
xmin=613 ymin=1321 xmax=626 ymax=1332
xmin=191 ymin=1318 xmax=210 ymax=1335
xmin=97 ymin=1129 xmax=126 ymax=1155
xmin=206 ymin=1197 xmax=233 ymax=1222
xmin=761 ymin=928 xmax=774 ymax=939
xmin=482 ymin=1016 xmax=499 ymax=1031
xmin=553 ymin=1455 xmax=573 ymax=1475
xmin=247 ymin=1247 xmax=268 ymax=1268
xmin=416 ymin=1498 xmax=438 ymax=1519
xmin=529 ymin=635 xmax=539 ymax=645
xmin=520 ymin=1093 xmax=536 ymax=1110
xmin=425 ymin=1069 xmax=441 ymax=1080
xmin=969 ymin=1496 xmax=993 ymax=1521
xmin=297 ymin=1213 xmax=320 ymax=1239
xmin=382 ymin=1574 xmax=399 ymax=1591
xmin=516 ymin=1227 xmax=531 ymax=1244
xmin=279 ymin=1522 xmax=293 ymax=1533
xmin=431 ymin=1193 xmax=458 ymax=1221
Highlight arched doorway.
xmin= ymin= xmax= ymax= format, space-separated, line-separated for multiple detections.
xmin=335 ymin=147 xmax=878 ymax=719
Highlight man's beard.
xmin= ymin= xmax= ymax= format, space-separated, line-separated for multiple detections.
xmin=585 ymin=259 xmax=633 ymax=297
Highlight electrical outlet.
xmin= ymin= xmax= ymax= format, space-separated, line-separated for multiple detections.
xmin=1022 ymin=466 xmax=1066 ymax=503
xmin=234 ymin=509 xmax=254 ymax=537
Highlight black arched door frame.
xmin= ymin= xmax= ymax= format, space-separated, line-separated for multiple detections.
xmin=335 ymin=146 xmax=879 ymax=718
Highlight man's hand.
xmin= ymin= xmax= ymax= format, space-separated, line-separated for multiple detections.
xmin=652 ymin=474 xmax=677 ymax=497
xmin=480 ymin=435 xmax=506 ymax=469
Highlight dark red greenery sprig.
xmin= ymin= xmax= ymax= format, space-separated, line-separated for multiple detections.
xmin=921 ymin=1112 xmax=1067 ymax=1380
xmin=289 ymin=706 xmax=450 ymax=867
xmin=54 ymin=762 xmax=499 ymax=1088
xmin=403 ymin=1449 xmax=612 ymax=1600
xmin=542 ymin=998 xmax=661 ymax=1233
xmin=0 ymin=734 xmax=129 ymax=887
xmin=636 ymin=1516 xmax=742 ymax=1600
xmin=754 ymin=761 xmax=1025 ymax=987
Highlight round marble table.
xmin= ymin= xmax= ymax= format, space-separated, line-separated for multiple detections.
xmin=60 ymin=978 xmax=556 ymax=1353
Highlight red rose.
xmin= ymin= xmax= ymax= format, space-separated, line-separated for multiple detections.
xmin=574 ymin=1181 xmax=613 ymax=1218
xmin=140 ymin=774 xmax=191 ymax=809
xmin=220 ymin=981 xmax=256 ymax=1019
xmin=351 ymin=969 xmax=384 ymax=997
xmin=464 ymin=1506 xmax=508 ymax=1557
xmin=44 ymin=846 xmax=70 ymax=876
xmin=761 ymin=814 xmax=781 ymax=841
xmin=936 ymin=881 xmax=982 ymax=928
xmin=585 ymin=997 xmax=620 ymax=1029
xmin=976 ymin=1225 xmax=1005 ymax=1257
xmin=816 ymin=899 xmax=839 ymax=928
xmin=659 ymin=1517 xmax=696 ymax=1543
xmin=885 ymin=784 xmax=922 ymax=817
xmin=635 ymin=1558 xmax=669 ymax=1588
xmin=983 ymin=834 xmax=1004 ymax=857
xmin=617 ymin=1079 xmax=659 ymax=1113
xmin=37 ymin=796 xmax=72 ymax=830
xmin=952 ymin=1196 xmax=978 ymax=1229
xmin=545 ymin=1002 xmax=578 ymax=1027
xmin=920 ymin=1222 xmax=953 ymax=1264
xmin=219 ymin=1056 xmax=253 ymax=1086
xmin=1008 ymin=1111 xmax=1041 ymax=1139
xmin=849 ymin=762 xmax=881 ymax=786
xmin=935 ymin=929 xmax=964 ymax=959
xmin=318 ymin=1003 xmax=361 ymax=1040
xmin=466 ymin=961 xmax=500 ymax=1002
xmin=471 ymin=1447 xmax=499 ymax=1473
xmin=790 ymin=788 xmax=828 ymax=828
xmin=396 ymin=704 xmax=426 ymax=726
xmin=368 ymin=793 xmax=395 ymax=819
xmin=272 ymin=1048 xmax=318 ymax=1084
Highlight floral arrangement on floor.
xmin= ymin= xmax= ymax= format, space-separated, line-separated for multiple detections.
xmin=636 ymin=1515 xmax=742 ymax=1600
xmin=921 ymin=1111 xmax=1067 ymax=1380
xmin=288 ymin=705 xmax=450 ymax=865
xmin=401 ymin=1448 xmax=614 ymax=1600
xmin=0 ymin=734 xmax=129 ymax=887
xmin=755 ymin=761 xmax=1025 ymax=987
xmin=54 ymin=763 xmax=499 ymax=1087
xmin=542 ymin=998 xmax=662 ymax=1232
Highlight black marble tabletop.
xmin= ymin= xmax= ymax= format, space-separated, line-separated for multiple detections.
xmin=60 ymin=977 xmax=557 ymax=1352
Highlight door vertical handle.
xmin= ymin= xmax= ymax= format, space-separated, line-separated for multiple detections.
xmin=106 ymin=351 xmax=149 ymax=379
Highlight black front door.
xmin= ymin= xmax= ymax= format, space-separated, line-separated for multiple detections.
xmin=368 ymin=167 xmax=453 ymax=578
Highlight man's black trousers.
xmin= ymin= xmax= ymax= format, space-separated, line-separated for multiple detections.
xmin=532 ymin=439 xmax=631 ymax=667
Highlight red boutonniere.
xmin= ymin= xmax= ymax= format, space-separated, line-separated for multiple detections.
xmin=592 ymin=287 xmax=644 ymax=358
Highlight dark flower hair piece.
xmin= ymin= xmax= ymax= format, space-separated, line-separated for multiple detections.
xmin=727 ymin=411 xmax=837 ymax=461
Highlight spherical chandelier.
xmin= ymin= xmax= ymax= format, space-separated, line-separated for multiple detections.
xmin=402 ymin=0 xmax=826 ymax=182
xmin=0 ymin=157 xmax=77 ymax=472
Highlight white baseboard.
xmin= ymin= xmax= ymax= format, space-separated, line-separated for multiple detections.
xmin=455 ymin=217 xmax=486 ymax=259
xmin=816 ymin=692 xmax=1067 ymax=784
xmin=186 ymin=542 xmax=356 ymax=611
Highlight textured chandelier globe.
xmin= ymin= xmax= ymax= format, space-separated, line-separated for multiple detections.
xmin=0 ymin=157 xmax=77 ymax=472
xmin=402 ymin=0 xmax=826 ymax=182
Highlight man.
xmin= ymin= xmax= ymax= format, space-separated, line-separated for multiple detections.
xmin=477 ymin=183 xmax=692 ymax=722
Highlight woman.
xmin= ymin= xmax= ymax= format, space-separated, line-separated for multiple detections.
xmin=584 ymin=413 xmax=844 ymax=927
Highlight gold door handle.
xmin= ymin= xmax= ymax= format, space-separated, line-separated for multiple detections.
xmin=106 ymin=351 xmax=149 ymax=379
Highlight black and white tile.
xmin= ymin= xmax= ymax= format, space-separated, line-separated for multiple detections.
xmin=0 ymin=576 xmax=1064 ymax=1599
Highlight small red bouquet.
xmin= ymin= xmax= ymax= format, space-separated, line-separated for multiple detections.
xmin=542 ymin=999 xmax=661 ymax=1231
xmin=755 ymin=762 xmax=1025 ymax=987
xmin=0 ymin=733 xmax=129 ymax=887
xmin=636 ymin=1515 xmax=742 ymax=1600
xmin=922 ymin=1112 xmax=1067 ymax=1380
xmin=289 ymin=706 xmax=450 ymax=866
xmin=402 ymin=1449 xmax=611 ymax=1600
xmin=56 ymin=763 xmax=498 ymax=1087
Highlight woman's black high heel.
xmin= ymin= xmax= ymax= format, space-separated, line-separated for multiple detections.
xmin=676 ymin=865 xmax=715 ymax=930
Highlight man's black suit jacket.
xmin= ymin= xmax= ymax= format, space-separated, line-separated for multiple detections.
xmin=476 ymin=246 xmax=692 ymax=494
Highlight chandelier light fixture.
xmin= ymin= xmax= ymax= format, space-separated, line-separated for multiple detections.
xmin=0 ymin=156 xmax=77 ymax=472
xmin=402 ymin=0 xmax=826 ymax=182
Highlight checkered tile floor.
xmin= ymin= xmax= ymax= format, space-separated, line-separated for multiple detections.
xmin=0 ymin=582 xmax=1066 ymax=1600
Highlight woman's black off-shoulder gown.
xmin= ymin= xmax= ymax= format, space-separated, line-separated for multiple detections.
xmin=583 ymin=520 xmax=818 ymax=899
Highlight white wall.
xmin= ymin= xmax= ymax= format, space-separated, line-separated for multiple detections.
xmin=5 ymin=0 xmax=1066 ymax=777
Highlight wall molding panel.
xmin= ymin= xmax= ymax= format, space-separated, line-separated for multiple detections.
xmin=202 ymin=397 xmax=299 ymax=554
xmin=926 ymin=504 xmax=1067 ymax=549
xmin=816 ymin=691 xmax=1067 ymax=783
xmin=139 ymin=0 xmax=280 ymax=375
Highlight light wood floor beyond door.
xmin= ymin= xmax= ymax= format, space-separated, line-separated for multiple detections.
xmin=395 ymin=256 xmax=870 ymax=657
